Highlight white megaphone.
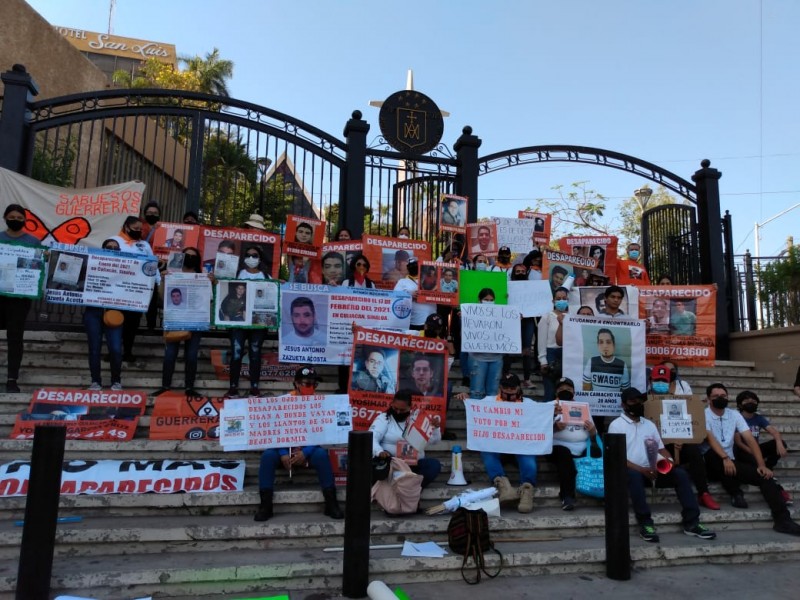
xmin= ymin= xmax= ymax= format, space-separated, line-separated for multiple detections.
xmin=447 ymin=445 xmax=468 ymax=486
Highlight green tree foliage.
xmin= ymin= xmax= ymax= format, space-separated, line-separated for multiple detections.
xmin=529 ymin=181 xmax=610 ymax=246
xmin=758 ymin=246 xmax=800 ymax=328
xmin=180 ymin=48 xmax=234 ymax=97
xmin=31 ymin=138 xmax=76 ymax=187
xmin=200 ymin=131 xmax=257 ymax=226
xmin=618 ymin=185 xmax=683 ymax=244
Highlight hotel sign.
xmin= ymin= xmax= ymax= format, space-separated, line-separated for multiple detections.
xmin=54 ymin=26 xmax=177 ymax=66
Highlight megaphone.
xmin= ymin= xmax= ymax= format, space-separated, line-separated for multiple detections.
xmin=447 ymin=445 xmax=468 ymax=486
xmin=656 ymin=457 xmax=673 ymax=475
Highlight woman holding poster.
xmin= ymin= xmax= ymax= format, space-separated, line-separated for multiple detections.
xmin=466 ymin=288 xmax=505 ymax=399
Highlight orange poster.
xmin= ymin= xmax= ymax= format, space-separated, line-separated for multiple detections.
xmin=518 ymin=210 xmax=552 ymax=246
xmin=362 ymin=235 xmax=432 ymax=291
xmin=417 ymin=261 xmax=460 ymax=306
xmin=149 ymin=391 xmax=223 ymax=441
xmin=283 ymin=215 xmax=325 ymax=259
xmin=558 ymin=235 xmax=618 ymax=282
xmin=151 ymin=222 xmax=201 ymax=260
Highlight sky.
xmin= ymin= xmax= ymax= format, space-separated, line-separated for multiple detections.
xmin=23 ymin=0 xmax=800 ymax=257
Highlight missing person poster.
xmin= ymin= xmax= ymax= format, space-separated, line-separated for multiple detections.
xmin=213 ymin=279 xmax=280 ymax=329
xmin=567 ymin=285 xmax=640 ymax=319
xmin=518 ymin=210 xmax=552 ymax=245
xmin=417 ymin=261 xmax=459 ymax=306
xmin=460 ymin=303 xmax=522 ymax=354
xmin=278 ymin=283 xmax=412 ymax=365
xmin=643 ymin=394 xmax=706 ymax=444
xmin=314 ymin=240 xmax=363 ymax=286
xmin=638 ymin=285 xmax=717 ymax=366
xmin=0 ymin=241 xmax=46 ymax=299
xmin=199 ymin=227 xmax=280 ymax=280
xmin=440 ymin=193 xmax=468 ymax=233
xmin=151 ymin=223 xmax=201 ymax=259
xmin=362 ymin=234 xmax=432 ymax=290
xmin=558 ymin=236 xmax=618 ymax=282
xmin=348 ymin=326 xmax=449 ymax=431
xmin=283 ymin=215 xmax=325 ymax=259
xmin=562 ymin=314 xmax=647 ymax=417
xmin=541 ymin=249 xmax=598 ymax=292
xmin=45 ymin=243 xmax=157 ymax=311
xmin=466 ymin=222 xmax=498 ymax=258
xmin=163 ymin=273 xmax=212 ymax=331
xmin=219 ymin=394 xmax=351 ymax=451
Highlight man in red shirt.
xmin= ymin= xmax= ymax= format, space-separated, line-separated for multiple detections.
xmin=616 ymin=242 xmax=651 ymax=285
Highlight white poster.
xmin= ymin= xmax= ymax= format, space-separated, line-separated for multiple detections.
xmin=464 ymin=398 xmax=554 ymax=455
xmin=507 ymin=279 xmax=555 ymax=317
xmin=45 ymin=243 xmax=157 ymax=311
xmin=213 ymin=279 xmax=280 ymax=329
xmin=460 ymin=303 xmax=522 ymax=354
xmin=220 ymin=394 xmax=352 ymax=451
xmin=562 ymin=314 xmax=647 ymax=416
xmin=0 ymin=241 xmax=46 ymax=298
xmin=279 ymin=283 xmax=412 ymax=365
xmin=163 ymin=273 xmax=212 ymax=331
xmin=491 ymin=216 xmax=539 ymax=254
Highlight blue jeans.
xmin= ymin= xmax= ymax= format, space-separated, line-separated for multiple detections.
xmin=413 ymin=457 xmax=442 ymax=488
xmin=162 ymin=332 xmax=202 ymax=388
xmin=470 ymin=357 xmax=503 ymax=398
xmin=83 ymin=307 xmax=122 ymax=385
xmin=258 ymin=446 xmax=334 ymax=490
xmin=481 ymin=451 xmax=537 ymax=485
xmin=627 ymin=466 xmax=699 ymax=527
xmin=229 ymin=329 xmax=265 ymax=388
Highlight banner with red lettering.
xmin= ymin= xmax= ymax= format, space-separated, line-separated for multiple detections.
xmin=0 ymin=459 xmax=246 ymax=497
xmin=349 ymin=326 xmax=449 ymax=431
xmin=557 ymin=236 xmax=618 ymax=282
xmin=199 ymin=226 xmax=280 ymax=280
xmin=10 ymin=388 xmax=146 ymax=441
xmin=638 ymin=285 xmax=717 ymax=367
xmin=362 ymin=235 xmax=432 ymax=290
xmin=149 ymin=392 xmax=222 ymax=440
xmin=464 ymin=398 xmax=554 ymax=455
xmin=0 ymin=167 xmax=144 ymax=247
xmin=417 ymin=261 xmax=460 ymax=306
xmin=541 ymin=249 xmax=598 ymax=291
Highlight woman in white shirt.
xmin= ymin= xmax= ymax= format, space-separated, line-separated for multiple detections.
xmin=342 ymin=254 xmax=375 ymax=288
xmin=538 ymin=287 xmax=569 ymax=400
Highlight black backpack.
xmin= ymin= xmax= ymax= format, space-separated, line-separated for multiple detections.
xmin=447 ymin=507 xmax=503 ymax=584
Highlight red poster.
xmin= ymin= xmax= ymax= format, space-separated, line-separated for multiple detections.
xmin=283 ymin=215 xmax=326 ymax=259
xmin=518 ymin=210 xmax=552 ymax=245
xmin=149 ymin=392 xmax=222 ymax=441
xmin=417 ymin=261 xmax=460 ymax=306
xmin=199 ymin=226 xmax=280 ymax=279
xmin=361 ymin=235 xmax=432 ymax=291
xmin=151 ymin=222 xmax=201 ymax=260
xmin=541 ymin=249 xmax=598 ymax=290
xmin=466 ymin=222 xmax=498 ymax=259
xmin=558 ymin=236 xmax=618 ymax=282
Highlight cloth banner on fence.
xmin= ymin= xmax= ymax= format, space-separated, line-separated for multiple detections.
xmin=567 ymin=285 xmax=640 ymax=319
xmin=0 ymin=167 xmax=143 ymax=246
xmin=417 ymin=261 xmax=460 ymax=306
xmin=149 ymin=391 xmax=223 ymax=440
xmin=213 ymin=279 xmax=280 ymax=329
xmin=163 ymin=273 xmax=212 ymax=331
xmin=557 ymin=236 xmax=618 ymax=282
xmin=210 ymin=350 xmax=299 ymax=381
xmin=638 ymin=285 xmax=717 ymax=367
xmin=541 ymin=249 xmax=598 ymax=291
xmin=362 ymin=234 xmax=432 ymax=290
xmin=199 ymin=226 xmax=280 ymax=279
xmin=507 ymin=279 xmax=555 ymax=317
xmin=0 ymin=241 xmax=46 ymax=299
xmin=464 ymin=398 xmax=554 ymax=455
xmin=10 ymin=388 xmax=146 ymax=441
xmin=279 ymin=283 xmax=412 ymax=365
xmin=460 ymin=303 xmax=522 ymax=354
xmin=562 ymin=314 xmax=647 ymax=416
xmin=0 ymin=459 xmax=245 ymax=497
xmin=348 ymin=326 xmax=449 ymax=430
xmin=518 ymin=210 xmax=552 ymax=245
xmin=219 ymin=394 xmax=351 ymax=451
xmin=45 ymin=243 xmax=157 ymax=311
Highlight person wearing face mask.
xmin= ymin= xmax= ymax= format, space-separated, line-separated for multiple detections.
xmin=615 ymin=242 xmax=651 ymax=286
xmin=523 ymin=249 xmax=543 ymax=281
xmin=503 ymin=264 xmax=538 ymax=387
xmin=649 ymin=365 xmax=719 ymax=510
xmin=734 ymin=391 xmax=790 ymax=489
xmin=254 ymin=366 xmax=344 ymax=522
xmin=397 ymin=226 xmax=411 ymax=239
xmin=0 ymin=204 xmax=40 ymax=393
xmin=471 ymin=254 xmax=490 ymax=271
xmin=393 ymin=257 xmax=436 ymax=330
xmin=701 ymin=383 xmax=800 ymax=535
xmin=491 ymin=246 xmax=513 ymax=277
xmin=608 ymin=388 xmax=716 ymax=542
xmin=549 ymin=378 xmax=599 ymax=511
xmin=342 ymin=254 xmax=375 ymax=288
xmin=538 ymin=287 xmax=570 ymax=400
xmin=110 ymin=216 xmax=160 ymax=364
xmin=370 ymin=390 xmax=442 ymax=488
xmin=83 ymin=239 xmax=125 ymax=392
xmin=154 ymin=247 xmax=210 ymax=397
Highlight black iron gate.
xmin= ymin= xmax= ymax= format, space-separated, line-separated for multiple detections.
xmin=641 ymin=204 xmax=700 ymax=284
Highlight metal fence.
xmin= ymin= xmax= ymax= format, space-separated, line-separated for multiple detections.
xmin=732 ymin=251 xmax=800 ymax=331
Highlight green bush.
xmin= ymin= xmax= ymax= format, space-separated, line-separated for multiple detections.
xmin=758 ymin=246 xmax=800 ymax=328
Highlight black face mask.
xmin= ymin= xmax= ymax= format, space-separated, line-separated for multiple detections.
xmin=556 ymin=389 xmax=574 ymax=401
xmin=183 ymin=254 xmax=200 ymax=270
xmin=144 ymin=214 xmax=160 ymax=225
xmin=711 ymin=397 xmax=729 ymax=410
xmin=6 ymin=219 xmax=25 ymax=232
xmin=388 ymin=408 xmax=409 ymax=423
xmin=741 ymin=402 xmax=758 ymax=413
xmin=499 ymin=390 xmax=521 ymax=402
xmin=625 ymin=403 xmax=645 ymax=418
xmin=511 ymin=272 xmax=528 ymax=281
xmin=127 ymin=229 xmax=142 ymax=240
xmin=406 ymin=262 xmax=419 ymax=277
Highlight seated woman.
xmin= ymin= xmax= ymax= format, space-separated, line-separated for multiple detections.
xmin=370 ymin=390 xmax=442 ymax=488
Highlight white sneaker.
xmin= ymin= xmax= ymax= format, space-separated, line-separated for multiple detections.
xmin=87 ymin=382 xmax=102 ymax=391
xmin=110 ymin=383 xmax=123 ymax=391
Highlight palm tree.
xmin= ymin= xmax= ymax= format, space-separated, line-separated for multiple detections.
xmin=180 ymin=48 xmax=234 ymax=96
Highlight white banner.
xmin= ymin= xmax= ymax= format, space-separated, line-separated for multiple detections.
xmin=0 ymin=167 xmax=144 ymax=247
xmin=562 ymin=315 xmax=647 ymax=416
xmin=163 ymin=273 xmax=212 ymax=331
xmin=279 ymin=283 xmax=412 ymax=365
xmin=460 ymin=303 xmax=522 ymax=353
xmin=220 ymin=394 xmax=352 ymax=451
xmin=0 ymin=241 xmax=46 ymax=299
xmin=464 ymin=398 xmax=554 ymax=455
xmin=45 ymin=243 xmax=158 ymax=311
xmin=507 ymin=279 xmax=554 ymax=317
xmin=0 ymin=459 xmax=245 ymax=497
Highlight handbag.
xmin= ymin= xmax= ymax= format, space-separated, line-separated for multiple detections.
xmin=371 ymin=456 xmax=391 ymax=483
xmin=574 ymin=437 xmax=604 ymax=499
xmin=447 ymin=507 xmax=503 ymax=584
xmin=370 ymin=457 xmax=423 ymax=515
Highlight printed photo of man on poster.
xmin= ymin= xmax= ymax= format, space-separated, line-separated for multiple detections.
xmin=351 ymin=347 xmax=397 ymax=394
xmin=281 ymin=295 xmax=327 ymax=346
xmin=670 ymin=298 xmax=697 ymax=336
xmin=468 ymin=223 xmax=497 ymax=257
xmin=440 ymin=194 xmax=467 ymax=231
xmin=400 ymin=352 xmax=444 ymax=398
xmin=582 ymin=327 xmax=631 ymax=392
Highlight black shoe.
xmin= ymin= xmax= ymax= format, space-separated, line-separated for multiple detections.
xmin=254 ymin=489 xmax=273 ymax=522
xmin=561 ymin=497 xmax=575 ymax=511
xmin=185 ymin=388 xmax=203 ymax=398
xmin=442 ymin=430 xmax=457 ymax=441
xmin=152 ymin=387 xmax=170 ymax=396
xmin=123 ymin=354 xmax=136 ymax=363
xmin=774 ymin=518 xmax=800 ymax=536
xmin=224 ymin=387 xmax=239 ymax=399
xmin=322 ymin=487 xmax=344 ymax=519
xmin=5 ymin=380 xmax=20 ymax=393
xmin=461 ymin=377 xmax=470 ymax=386
xmin=249 ymin=387 xmax=261 ymax=397
xmin=731 ymin=493 xmax=748 ymax=508
xmin=639 ymin=524 xmax=659 ymax=543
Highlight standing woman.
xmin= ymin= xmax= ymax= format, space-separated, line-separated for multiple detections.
xmin=83 ymin=239 xmax=124 ymax=391
xmin=110 ymin=216 xmax=160 ymax=363
xmin=0 ymin=205 xmax=41 ymax=392
xmin=155 ymin=247 xmax=209 ymax=397
xmin=466 ymin=288 xmax=504 ymax=398
xmin=538 ymin=287 xmax=569 ymax=400
xmin=226 ymin=245 xmax=268 ymax=397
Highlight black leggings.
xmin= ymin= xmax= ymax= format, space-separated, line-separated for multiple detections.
xmin=0 ymin=297 xmax=32 ymax=381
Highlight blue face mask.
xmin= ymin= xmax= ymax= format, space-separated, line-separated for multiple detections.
xmin=628 ymin=250 xmax=640 ymax=260
xmin=652 ymin=381 xmax=670 ymax=394
xmin=554 ymin=300 xmax=569 ymax=312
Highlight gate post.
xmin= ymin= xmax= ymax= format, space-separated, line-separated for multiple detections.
xmin=0 ymin=64 xmax=39 ymax=173
xmin=342 ymin=110 xmax=370 ymax=239
xmin=454 ymin=126 xmax=481 ymax=224
xmin=691 ymin=160 xmax=729 ymax=359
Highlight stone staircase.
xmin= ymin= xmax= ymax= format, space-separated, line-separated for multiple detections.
xmin=1 ymin=331 xmax=799 ymax=599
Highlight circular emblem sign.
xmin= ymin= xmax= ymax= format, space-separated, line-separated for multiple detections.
xmin=378 ymin=90 xmax=444 ymax=155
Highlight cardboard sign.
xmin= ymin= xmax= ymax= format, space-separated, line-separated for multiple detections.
xmin=464 ymin=398 xmax=554 ymax=455
xmin=644 ymin=394 xmax=707 ymax=444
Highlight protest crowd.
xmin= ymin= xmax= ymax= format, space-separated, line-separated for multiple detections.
xmin=2 ymin=186 xmax=800 ymax=540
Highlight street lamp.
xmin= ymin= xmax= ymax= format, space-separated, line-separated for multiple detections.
xmin=256 ymin=157 xmax=272 ymax=218
xmin=633 ymin=186 xmax=653 ymax=213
